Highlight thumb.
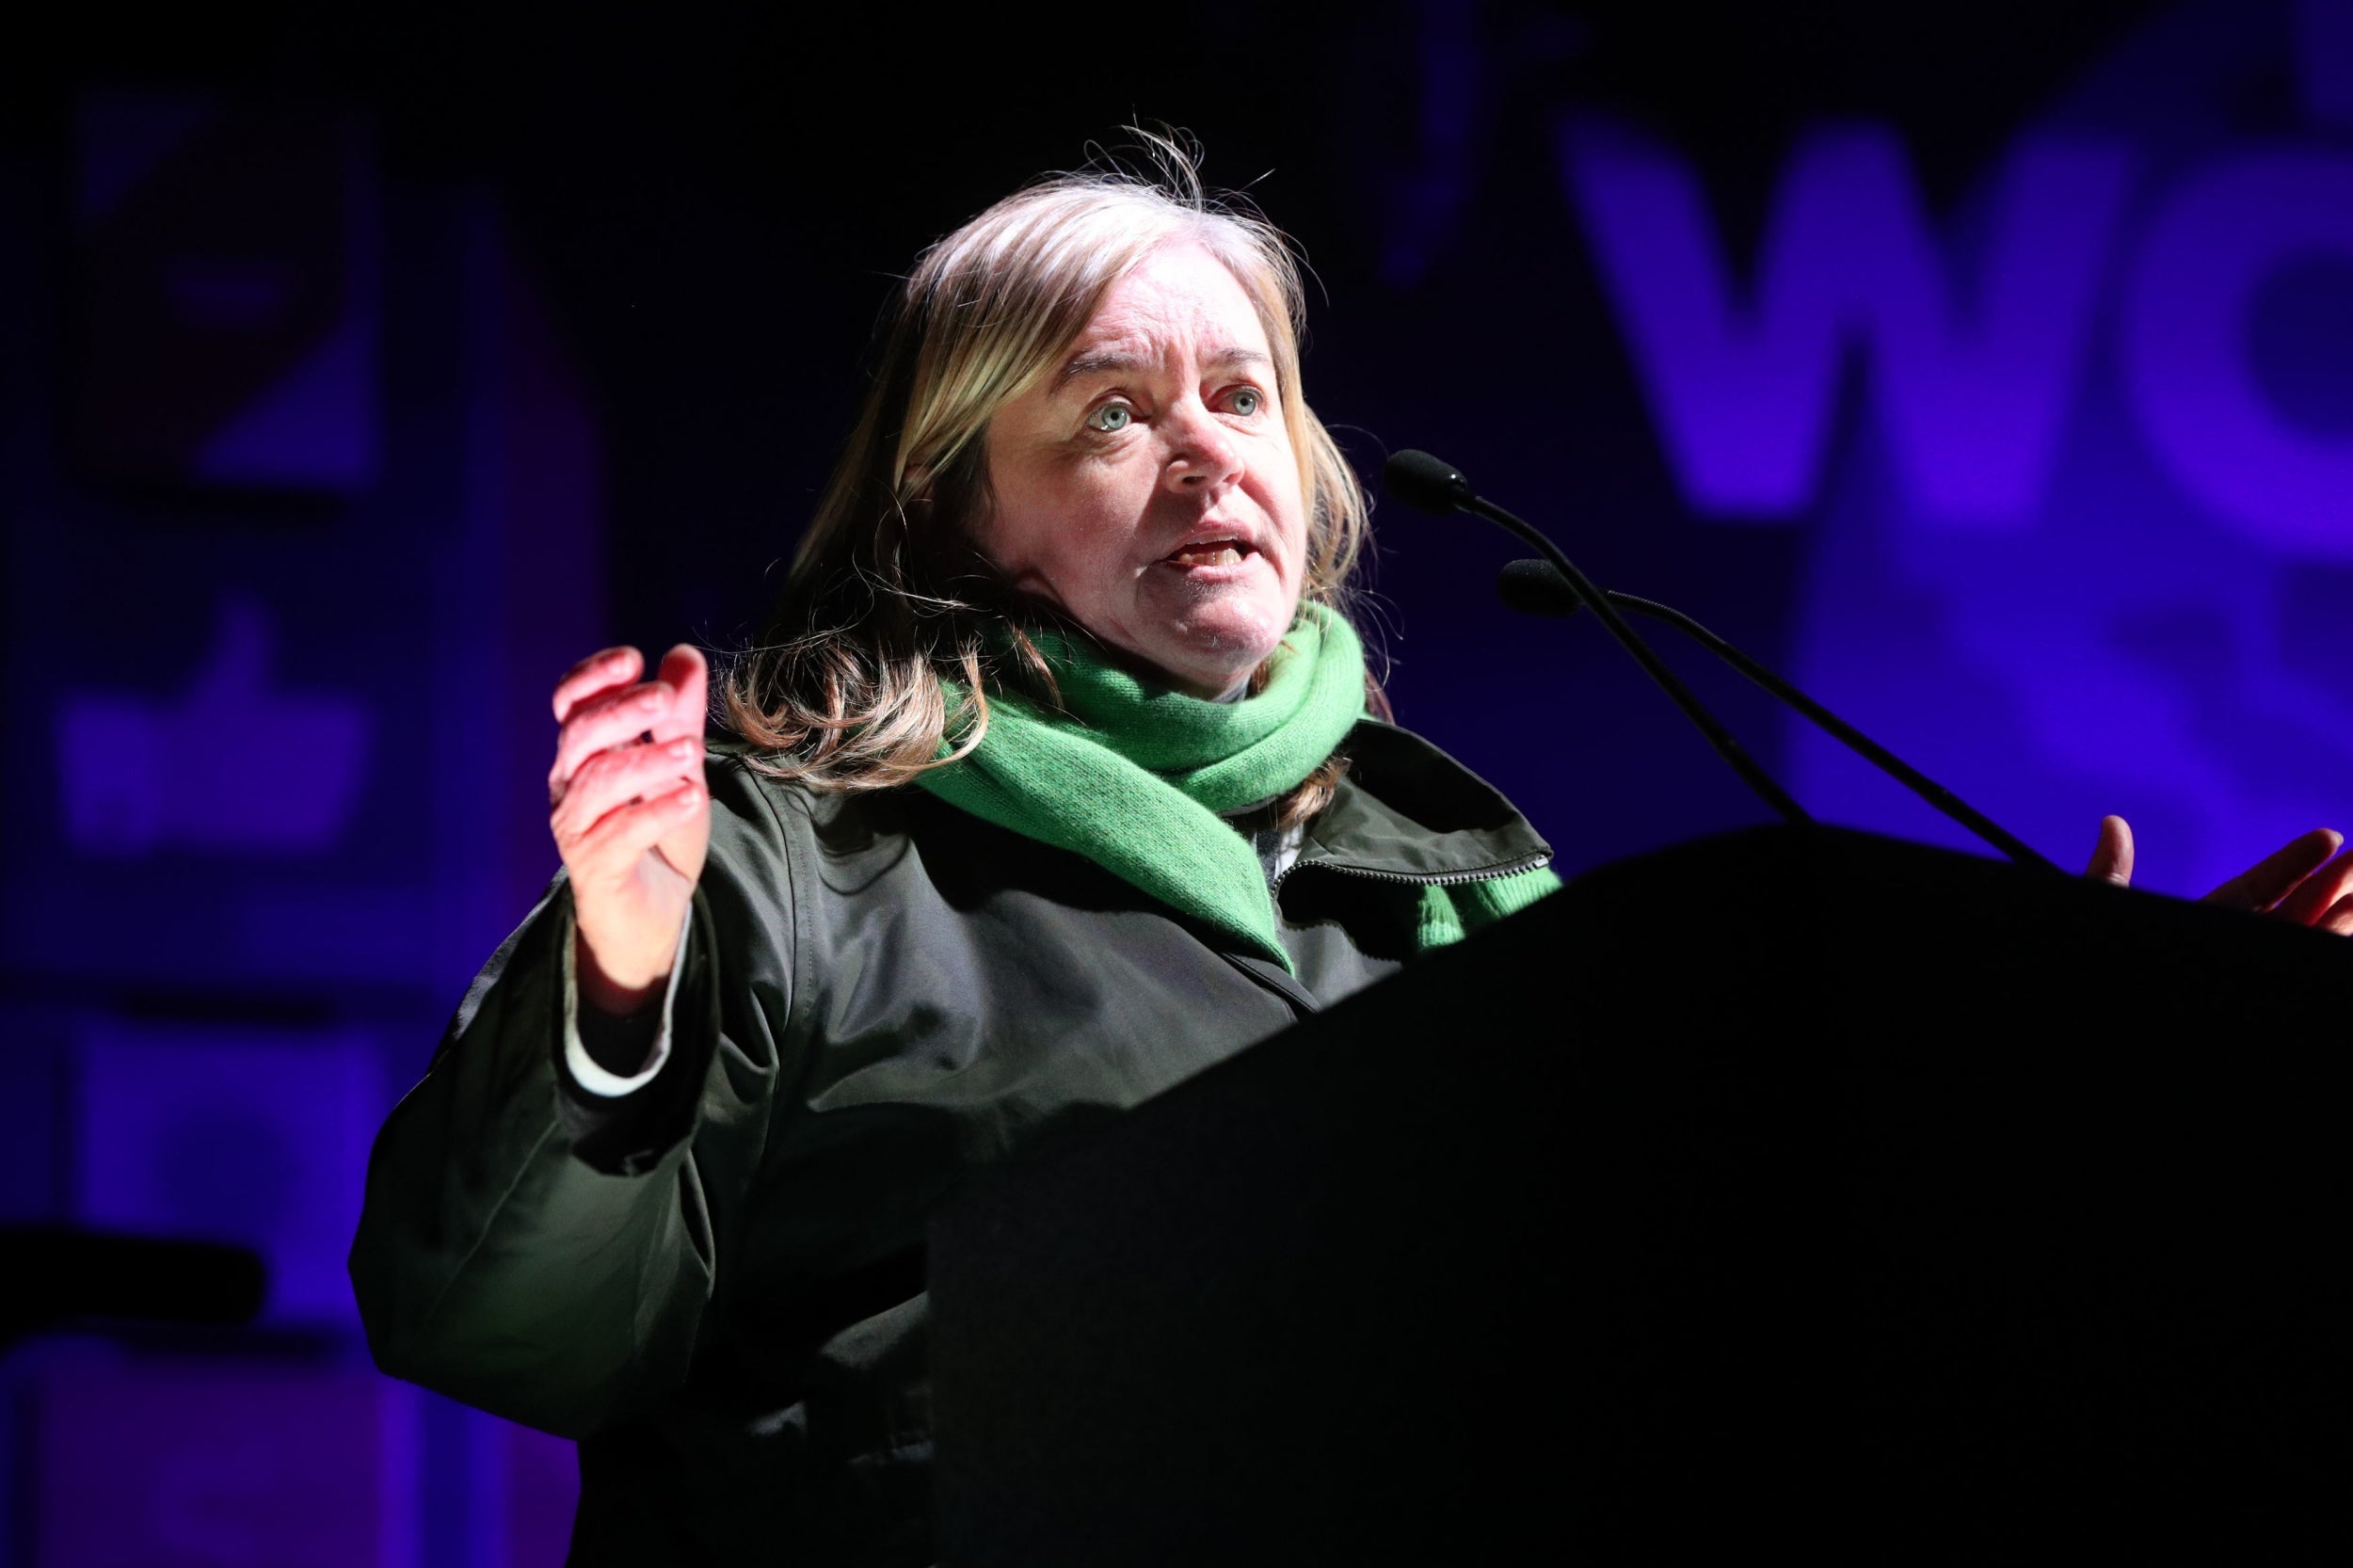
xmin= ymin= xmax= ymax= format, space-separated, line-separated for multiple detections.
xmin=2086 ymin=814 xmax=2134 ymax=886
xmin=652 ymin=644 xmax=709 ymax=742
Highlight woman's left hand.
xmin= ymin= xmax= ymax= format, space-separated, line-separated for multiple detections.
xmin=2087 ymin=815 xmax=2353 ymax=933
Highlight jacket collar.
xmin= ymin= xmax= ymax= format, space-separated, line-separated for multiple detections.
xmin=1287 ymin=720 xmax=1553 ymax=888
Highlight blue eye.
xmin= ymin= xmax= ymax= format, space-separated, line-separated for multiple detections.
xmin=1230 ymin=387 xmax=1264 ymax=416
xmin=1086 ymin=404 xmax=1132 ymax=433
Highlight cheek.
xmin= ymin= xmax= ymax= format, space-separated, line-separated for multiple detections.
xmin=980 ymin=455 xmax=1138 ymax=593
xmin=1258 ymin=447 xmax=1311 ymax=567
xmin=978 ymin=440 xmax=1069 ymax=564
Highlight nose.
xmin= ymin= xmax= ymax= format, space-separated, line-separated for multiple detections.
xmin=1162 ymin=398 xmax=1243 ymax=493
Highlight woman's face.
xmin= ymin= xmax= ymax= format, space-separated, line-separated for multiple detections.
xmin=975 ymin=242 xmax=1309 ymax=698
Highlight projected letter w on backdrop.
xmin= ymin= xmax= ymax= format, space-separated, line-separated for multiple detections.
xmin=1559 ymin=120 xmax=2133 ymax=528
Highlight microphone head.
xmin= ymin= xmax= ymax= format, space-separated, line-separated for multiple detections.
xmin=1497 ymin=558 xmax=1582 ymax=618
xmin=1383 ymin=449 xmax=1475 ymax=515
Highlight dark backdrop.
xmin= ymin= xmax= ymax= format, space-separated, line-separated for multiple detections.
xmin=0 ymin=0 xmax=2167 ymax=868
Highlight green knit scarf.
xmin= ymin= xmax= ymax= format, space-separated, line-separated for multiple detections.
xmin=917 ymin=604 xmax=1560 ymax=972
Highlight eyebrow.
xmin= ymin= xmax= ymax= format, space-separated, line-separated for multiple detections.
xmin=1055 ymin=344 xmax=1273 ymax=390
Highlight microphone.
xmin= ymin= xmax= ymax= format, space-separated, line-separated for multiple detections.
xmin=1384 ymin=449 xmax=1812 ymax=828
xmin=1497 ymin=560 xmax=2056 ymax=870
xmin=1383 ymin=449 xmax=1479 ymax=515
xmin=1496 ymin=558 xmax=1587 ymax=619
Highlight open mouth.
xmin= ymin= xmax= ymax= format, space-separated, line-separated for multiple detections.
xmin=1162 ymin=537 xmax=1254 ymax=568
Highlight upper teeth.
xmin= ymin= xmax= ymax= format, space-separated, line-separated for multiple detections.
xmin=1173 ymin=542 xmax=1243 ymax=565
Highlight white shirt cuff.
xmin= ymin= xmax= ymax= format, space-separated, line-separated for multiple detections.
xmin=561 ymin=902 xmax=693 ymax=1097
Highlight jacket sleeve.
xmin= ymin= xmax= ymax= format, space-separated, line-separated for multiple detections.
xmin=348 ymin=759 xmax=795 ymax=1438
xmin=560 ymin=900 xmax=691 ymax=1094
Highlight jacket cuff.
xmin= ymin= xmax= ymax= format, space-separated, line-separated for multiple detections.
xmin=560 ymin=903 xmax=693 ymax=1097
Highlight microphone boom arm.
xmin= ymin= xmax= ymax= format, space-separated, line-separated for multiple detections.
xmin=1499 ymin=559 xmax=2058 ymax=872
xmin=1608 ymin=589 xmax=2056 ymax=871
xmin=1463 ymin=494 xmax=1815 ymax=828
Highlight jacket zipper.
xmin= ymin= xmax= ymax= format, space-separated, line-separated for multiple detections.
xmin=1269 ymin=849 xmax=1554 ymax=896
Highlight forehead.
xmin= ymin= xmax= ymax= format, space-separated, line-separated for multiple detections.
xmin=1068 ymin=241 xmax=1273 ymax=360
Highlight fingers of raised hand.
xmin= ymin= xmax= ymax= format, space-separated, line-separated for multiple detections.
xmin=550 ymin=680 xmax=689 ymax=802
xmin=2201 ymin=827 xmax=2345 ymax=913
xmin=2268 ymin=839 xmax=2353 ymax=926
xmin=553 ymin=647 xmax=645 ymax=724
xmin=550 ymin=735 xmax=705 ymax=850
xmin=568 ymin=775 xmax=705 ymax=876
xmin=2085 ymin=815 xmax=2135 ymax=886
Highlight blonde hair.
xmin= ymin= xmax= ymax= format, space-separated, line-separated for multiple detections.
xmin=723 ymin=135 xmax=1378 ymax=798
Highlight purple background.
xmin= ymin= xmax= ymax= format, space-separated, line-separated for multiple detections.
xmin=2 ymin=0 xmax=2345 ymax=1560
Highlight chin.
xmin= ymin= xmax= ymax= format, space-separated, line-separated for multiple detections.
xmin=1158 ymin=611 xmax=1289 ymax=690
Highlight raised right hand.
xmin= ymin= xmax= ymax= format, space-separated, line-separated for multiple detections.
xmin=2087 ymin=814 xmax=2353 ymax=933
xmin=549 ymin=644 xmax=710 ymax=1014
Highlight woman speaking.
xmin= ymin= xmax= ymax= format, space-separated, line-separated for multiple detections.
xmin=350 ymin=146 xmax=1560 ymax=1563
xmin=349 ymin=143 xmax=2353 ymax=1563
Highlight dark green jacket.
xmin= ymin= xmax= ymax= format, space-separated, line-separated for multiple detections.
xmin=348 ymin=718 xmax=1551 ymax=1566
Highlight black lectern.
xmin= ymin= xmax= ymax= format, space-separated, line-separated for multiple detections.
xmin=929 ymin=826 xmax=2353 ymax=1564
